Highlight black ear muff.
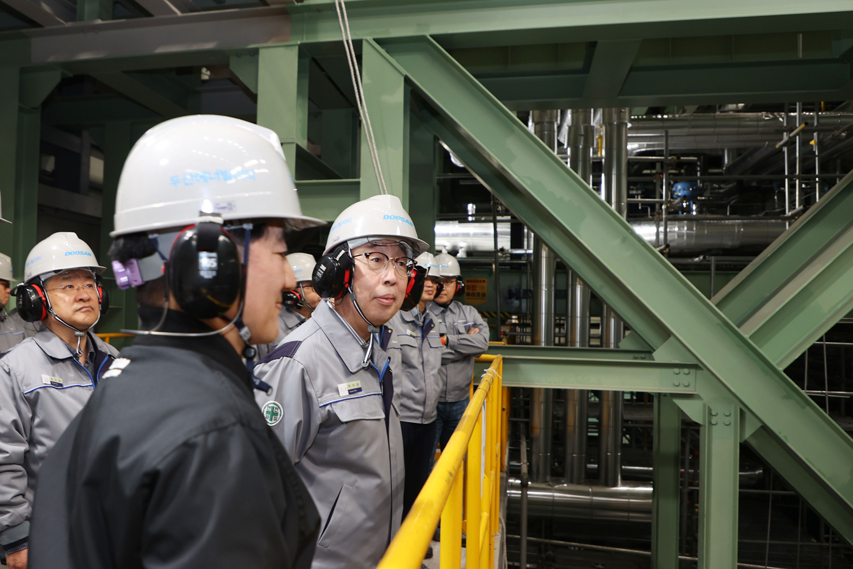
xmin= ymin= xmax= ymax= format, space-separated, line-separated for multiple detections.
xmin=14 ymin=283 xmax=49 ymax=322
xmin=282 ymin=289 xmax=304 ymax=309
xmin=95 ymin=275 xmax=109 ymax=317
xmin=434 ymin=282 xmax=445 ymax=297
xmin=456 ymin=279 xmax=465 ymax=296
xmin=400 ymin=264 xmax=426 ymax=312
xmin=167 ymin=221 xmax=242 ymax=319
xmin=312 ymin=246 xmax=353 ymax=300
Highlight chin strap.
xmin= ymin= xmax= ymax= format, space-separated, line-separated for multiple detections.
xmin=299 ymin=283 xmax=315 ymax=310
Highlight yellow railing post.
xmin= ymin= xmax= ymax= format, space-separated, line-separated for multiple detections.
xmin=466 ymin=408 xmax=482 ymax=568
xmin=440 ymin=468 xmax=463 ymax=569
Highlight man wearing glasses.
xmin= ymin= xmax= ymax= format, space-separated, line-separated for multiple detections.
xmin=0 ymin=233 xmax=118 ymax=569
xmin=255 ymin=195 xmax=427 ymax=569
xmin=257 ymin=253 xmax=322 ymax=360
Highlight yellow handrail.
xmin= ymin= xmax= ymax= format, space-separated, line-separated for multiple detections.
xmin=378 ymin=355 xmax=504 ymax=569
xmin=96 ymin=333 xmax=134 ymax=345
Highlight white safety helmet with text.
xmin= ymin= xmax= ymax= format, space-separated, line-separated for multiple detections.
xmin=112 ymin=115 xmax=323 ymax=237
xmin=416 ymin=252 xmax=440 ymax=278
xmin=287 ymin=253 xmax=316 ymax=283
xmin=24 ymin=232 xmax=105 ymax=284
xmin=434 ymin=252 xmax=462 ymax=278
xmin=324 ymin=195 xmax=428 ymax=257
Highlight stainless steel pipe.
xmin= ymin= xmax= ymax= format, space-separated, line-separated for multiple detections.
xmin=506 ymin=479 xmax=653 ymax=523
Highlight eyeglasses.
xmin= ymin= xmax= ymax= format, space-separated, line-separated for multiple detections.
xmin=47 ymin=283 xmax=97 ymax=295
xmin=437 ymin=277 xmax=458 ymax=286
xmin=352 ymin=252 xmax=415 ymax=277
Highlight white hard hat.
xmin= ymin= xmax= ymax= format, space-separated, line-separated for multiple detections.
xmin=416 ymin=252 xmax=440 ymax=278
xmin=24 ymin=232 xmax=104 ymax=283
xmin=287 ymin=252 xmax=316 ymax=283
xmin=434 ymin=253 xmax=461 ymax=278
xmin=112 ymin=115 xmax=324 ymax=237
xmin=0 ymin=254 xmax=13 ymax=282
xmin=325 ymin=195 xmax=428 ymax=256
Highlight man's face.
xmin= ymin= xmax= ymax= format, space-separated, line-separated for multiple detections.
xmin=350 ymin=241 xmax=410 ymax=326
xmin=0 ymin=280 xmax=10 ymax=307
xmin=421 ymin=276 xmax=439 ymax=303
xmin=434 ymin=276 xmax=458 ymax=304
xmin=44 ymin=270 xmax=100 ymax=330
xmin=298 ymin=282 xmax=322 ymax=308
xmin=243 ymin=226 xmax=296 ymax=345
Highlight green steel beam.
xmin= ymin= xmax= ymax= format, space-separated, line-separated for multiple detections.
xmin=652 ymin=394 xmax=681 ymax=569
xmin=698 ymin=400 xmax=740 ymax=569
xmin=229 ymin=52 xmax=259 ymax=94
xmin=583 ymin=39 xmax=641 ymax=100
xmin=42 ymin=95 xmax=163 ymax=126
xmin=0 ymin=69 xmax=19 ymax=265
xmin=296 ymin=179 xmax=359 ymax=221
xmin=77 ymin=0 xmax=111 ymax=22
xmin=379 ymin=36 xmax=853 ymax=536
xmin=257 ymin=44 xmax=308 ymax=168
xmin=18 ymin=67 xmax=61 ymax=109
xmin=89 ymin=71 xmax=187 ymax=118
xmin=13 ymin=107 xmax=40 ymax=276
xmin=321 ymin=109 xmax=358 ymax=179
xmin=485 ymin=344 xmax=653 ymax=361
xmin=408 ymin=109 xmax=437 ymax=250
xmin=360 ymin=39 xmax=409 ymax=203
xmin=474 ymin=356 xmax=701 ymax=394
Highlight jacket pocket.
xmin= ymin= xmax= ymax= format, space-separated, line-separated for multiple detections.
xmin=331 ymin=394 xmax=385 ymax=422
xmin=426 ymin=336 xmax=443 ymax=349
xmin=318 ymin=482 xmax=355 ymax=549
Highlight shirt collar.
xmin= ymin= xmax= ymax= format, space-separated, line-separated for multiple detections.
xmin=314 ymin=301 xmax=389 ymax=374
xmin=34 ymin=327 xmax=99 ymax=361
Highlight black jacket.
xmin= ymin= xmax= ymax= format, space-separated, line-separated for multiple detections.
xmin=29 ymin=308 xmax=320 ymax=569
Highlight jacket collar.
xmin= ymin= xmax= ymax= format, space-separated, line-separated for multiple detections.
xmin=34 ymin=327 xmax=101 ymax=362
xmin=281 ymin=307 xmax=305 ymax=328
xmin=314 ymin=301 xmax=389 ymax=375
xmin=133 ymin=306 xmax=253 ymax=390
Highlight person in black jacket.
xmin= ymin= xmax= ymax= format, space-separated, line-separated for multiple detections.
xmin=28 ymin=115 xmax=324 ymax=569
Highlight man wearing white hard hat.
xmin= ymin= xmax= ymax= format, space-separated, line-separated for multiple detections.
xmin=255 ymin=194 xmax=427 ymax=569
xmin=0 ymin=233 xmax=119 ymax=569
xmin=429 ymin=253 xmax=489 ymax=462
xmin=0 ymin=253 xmax=40 ymax=354
xmin=386 ymin=251 xmax=444 ymax=523
xmin=257 ymin=252 xmax=321 ymax=360
xmin=29 ymin=116 xmax=322 ymax=569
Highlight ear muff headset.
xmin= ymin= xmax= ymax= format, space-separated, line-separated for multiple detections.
xmin=312 ymin=245 xmax=354 ymax=300
xmin=455 ymin=279 xmax=465 ymax=296
xmin=400 ymin=264 xmax=426 ymax=312
xmin=282 ymin=289 xmax=304 ymax=309
xmin=167 ymin=220 xmax=242 ymax=320
xmin=15 ymin=273 xmax=110 ymax=323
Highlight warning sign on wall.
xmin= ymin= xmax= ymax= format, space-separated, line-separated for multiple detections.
xmin=465 ymin=278 xmax=488 ymax=306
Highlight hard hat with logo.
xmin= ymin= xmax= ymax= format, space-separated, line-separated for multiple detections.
xmin=287 ymin=252 xmax=316 ymax=284
xmin=324 ymin=195 xmax=428 ymax=256
xmin=0 ymin=254 xmax=13 ymax=282
xmin=24 ymin=232 xmax=105 ymax=283
xmin=111 ymin=115 xmax=324 ymax=237
xmin=416 ymin=252 xmax=440 ymax=278
xmin=434 ymin=253 xmax=461 ymax=278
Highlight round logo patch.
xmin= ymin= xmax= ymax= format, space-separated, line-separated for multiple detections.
xmin=262 ymin=401 xmax=283 ymax=426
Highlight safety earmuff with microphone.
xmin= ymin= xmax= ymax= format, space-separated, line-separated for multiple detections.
xmin=455 ymin=279 xmax=465 ymax=296
xmin=15 ymin=273 xmax=110 ymax=323
xmin=312 ymin=245 xmax=354 ymax=300
xmin=166 ymin=216 xmax=243 ymax=320
xmin=400 ymin=263 xmax=426 ymax=312
xmin=282 ymin=289 xmax=304 ymax=309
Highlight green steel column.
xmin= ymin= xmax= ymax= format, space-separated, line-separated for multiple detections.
xmin=97 ymin=122 xmax=137 ymax=344
xmin=257 ymin=45 xmax=309 ymax=170
xmin=698 ymin=401 xmax=739 ymax=569
xmin=408 ymin=109 xmax=436 ymax=250
xmin=321 ymin=109 xmax=358 ymax=179
xmin=0 ymin=69 xmax=19 ymax=267
xmin=13 ymin=107 xmax=40 ymax=276
xmin=359 ymin=39 xmax=409 ymax=203
xmin=652 ymin=394 xmax=681 ymax=569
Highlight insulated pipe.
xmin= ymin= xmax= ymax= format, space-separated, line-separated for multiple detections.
xmin=530 ymin=110 xmax=558 ymax=484
xmin=568 ymin=109 xmax=594 ymax=185
xmin=506 ymin=479 xmax=653 ymax=523
xmin=604 ymin=108 xmax=630 ymax=218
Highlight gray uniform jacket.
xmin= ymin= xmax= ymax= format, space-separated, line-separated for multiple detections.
xmin=255 ymin=300 xmax=404 ymax=569
xmin=0 ymin=310 xmax=41 ymax=354
xmin=0 ymin=328 xmax=118 ymax=550
xmin=429 ymin=301 xmax=490 ymax=403
xmin=386 ymin=307 xmax=444 ymax=424
xmin=257 ymin=306 xmax=305 ymax=360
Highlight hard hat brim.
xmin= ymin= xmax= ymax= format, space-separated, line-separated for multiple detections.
xmin=111 ymin=213 xmax=325 ymax=238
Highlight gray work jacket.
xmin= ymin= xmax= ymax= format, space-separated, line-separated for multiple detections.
xmin=428 ymin=301 xmax=490 ymax=403
xmin=0 ymin=310 xmax=41 ymax=354
xmin=386 ymin=307 xmax=444 ymax=424
xmin=254 ymin=300 xmax=404 ymax=569
xmin=257 ymin=306 xmax=305 ymax=360
xmin=0 ymin=328 xmax=118 ymax=550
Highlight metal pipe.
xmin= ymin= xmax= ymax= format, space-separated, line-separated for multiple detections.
xmin=491 ymin=194 xmax=502 ymax=340
xmin=519 ymin=430 xmax=528 ymax=569
xmin=784 ymin=104 xmax=791 ymax=215
xmin=815 ymin=105 xmax=821 ymax=203
xmin=710 ymin=256 xmax=717 ymax=298
xmin=604 ymin=108 xmax=629 ymax=218
xmin=632 ymin=218 xmax=786 ymax=254
xmin=506 ymin=479 xmax=652 ymax=522
xmin=663 ymin=131 xmax=670 ymax=253
xmin=796 ymin=102 xmax=803 ymax=210
xmin=530 ymin=110 xmax=558 ymax=484
xmin=599 ymin=308 xmax=624 ymax=487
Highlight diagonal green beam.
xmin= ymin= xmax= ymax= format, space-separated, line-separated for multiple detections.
xmin=583 ymin=39 xmax=642 ymax=101
xmin=379 ymin=36 xmax=853 ymax=536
